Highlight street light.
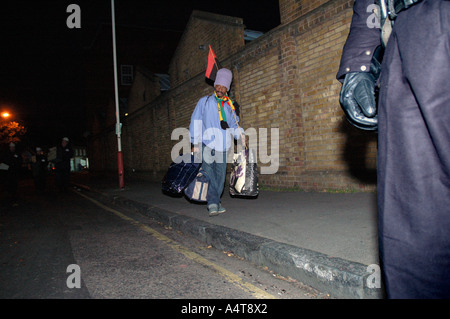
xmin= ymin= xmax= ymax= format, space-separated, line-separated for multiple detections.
xmin=1 ymin=112 xmax=10 ymax=119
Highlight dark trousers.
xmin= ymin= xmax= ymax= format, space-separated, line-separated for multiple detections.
xmin=56 ymin=166 xmax=70 ymax=191
xmin=377 ymin=0 xmax=450 ymax=298
xmin=34 ymin=172 xmax=47 ymax=192
xmin=3 ymin=172 xmax=18 ymax=201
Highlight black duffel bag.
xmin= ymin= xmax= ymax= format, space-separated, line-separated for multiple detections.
xmin=161 ymin=153 xmax=201 ymax=194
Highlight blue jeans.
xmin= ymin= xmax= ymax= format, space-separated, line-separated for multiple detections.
xmin=201 ymin=144 xmax=227 ymax=207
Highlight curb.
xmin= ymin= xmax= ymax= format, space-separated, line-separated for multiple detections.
xmin=73 ymin=183 xmax=384 ymax=299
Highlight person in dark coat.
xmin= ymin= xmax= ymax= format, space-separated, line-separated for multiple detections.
xmin=55 ymin=137 xmax=73 ymax=192
xmin=0 ymin=142 xmax=22 ymax=204
xmin=337 ymin=0 xmax=450 ymax=298
xmin=32 ymin=147 xmax=48 ymax=193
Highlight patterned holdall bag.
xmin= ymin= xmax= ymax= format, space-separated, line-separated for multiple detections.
xmin=229 ymin=147 xmax=258 ymax=197
xmin=184 ymin=168 xmax=209 ymax=202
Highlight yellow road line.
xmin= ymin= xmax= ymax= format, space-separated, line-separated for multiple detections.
xmin=75 ymin=190 xmax=277 ymax=299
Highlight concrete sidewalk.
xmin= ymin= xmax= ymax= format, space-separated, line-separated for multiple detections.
xmin=72 ymin=173 xmax=384 ymax=299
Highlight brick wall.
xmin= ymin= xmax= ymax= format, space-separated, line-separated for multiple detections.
xmin=168 ymin=10 xmax=245 ymax=88
xmin=292 ymin=0 xmax=377 ymax=191
xmin=127 ymin=66 xmax=161 ymax=114
xmin=90 ymin=0 xmax=378 ymax=192
xmin=279 ymin=0 xmax=332 ymax=24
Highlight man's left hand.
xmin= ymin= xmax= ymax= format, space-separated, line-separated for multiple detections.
xmin=339 ymin=71 xmax=378 ymax=131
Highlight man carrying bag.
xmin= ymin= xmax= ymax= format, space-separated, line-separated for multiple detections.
xmin=189 ymin=68 xmax=246 ymax=216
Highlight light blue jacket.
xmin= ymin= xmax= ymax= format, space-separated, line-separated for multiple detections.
xmin=189 ymin=94 xmax=243 ymax=152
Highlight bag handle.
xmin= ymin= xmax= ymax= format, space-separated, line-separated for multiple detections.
xmin=225 ymin=93 xmax=247 ymax=148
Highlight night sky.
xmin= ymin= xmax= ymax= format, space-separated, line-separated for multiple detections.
xmin=0 ymin=1 xmax=280 ymax=148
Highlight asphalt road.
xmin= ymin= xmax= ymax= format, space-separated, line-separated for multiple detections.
xmin=0 ymin=177 xmax=328 ymax=303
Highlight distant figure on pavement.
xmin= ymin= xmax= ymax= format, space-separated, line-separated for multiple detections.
xmin=0 ymin=142 xmax=22 ymax=205
xmin=32 ymin=147 xmax=48 ymax=193
xmin=55 ymin=137 xmax=73 ymax=192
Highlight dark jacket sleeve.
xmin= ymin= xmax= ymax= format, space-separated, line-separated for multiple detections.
xmin=336 ymin=0 xmax=381 ymax=82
